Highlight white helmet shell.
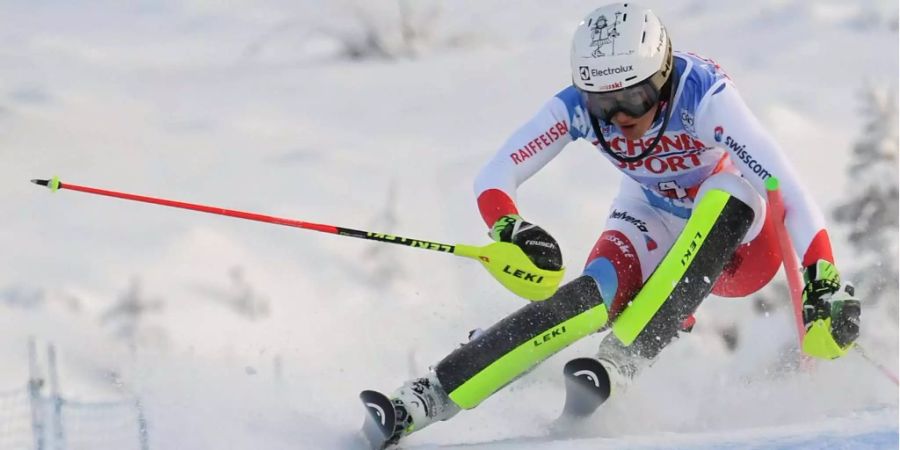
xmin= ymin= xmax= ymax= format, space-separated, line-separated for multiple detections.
xmin=571 ymin=3 xmax=671 ymax=92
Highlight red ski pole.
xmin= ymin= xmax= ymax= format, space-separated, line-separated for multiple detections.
xmin=764 ymin=177 xmax=807 ymax=343
xmin=30 ymin=176 xmax=461 ymax=252
xmin=30 ymin=176 xmax=566 ymax=301
xmin=766 ymin=177 xmax=898 ymax=385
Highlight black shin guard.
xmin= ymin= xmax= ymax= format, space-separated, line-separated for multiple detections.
xmin=616 ymin=189 xmax=755 ymax=358
xmin=435 ymin=276 xmax=609 ymax=409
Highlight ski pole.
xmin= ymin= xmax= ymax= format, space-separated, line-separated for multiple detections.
xmin=766 ymin=177 xmax=899 ymax=385
xmin=30 ymin=176 xmax=565 ymax=301
xmin=764 ymin=177 xmax=807 ymax=344
xmin=854 ymin=344 xmax=899 ymax=386
xmin=31 ymin=177 xmax=462 ymax=253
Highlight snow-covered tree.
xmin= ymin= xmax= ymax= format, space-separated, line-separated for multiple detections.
xmin=190 ymin=266 xmax=271 ymax=320
xmin=238 ymin=0 xmax=445 ymax=63
xmin=362 ymin=179 xmax=407 ymax=291
xmin=331 ymin=0 xmax=443 ymax=60
xmin=831 ymin=85 xmax=899 ymax=315
xmin=100 ymin=277 xmax=167 ymax=351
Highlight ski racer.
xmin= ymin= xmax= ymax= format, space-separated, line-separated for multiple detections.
xmin=360 ymin=3 xmax=861 ymax=448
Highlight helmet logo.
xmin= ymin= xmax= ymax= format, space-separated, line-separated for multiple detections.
xmin=589 ymin=13 xmax=621 ymax=57
xmin=578 ymin=66 xmax=591 ymax=81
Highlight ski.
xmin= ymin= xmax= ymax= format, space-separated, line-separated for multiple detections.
xmin=559 ymin=357 xmax=611 ymax=420
xmin=359 ymin=390 xmax=400 ymax=450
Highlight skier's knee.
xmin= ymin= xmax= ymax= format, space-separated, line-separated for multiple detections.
xmin=696 ymin=172 xmax=763 ymax=243
xmin=582 ymin=232 xmax=644 ymax=320
xmin=711 ymin=211 xmax=782 ymax=298
xmin=583 ymin=257 xmax=618 ymax=309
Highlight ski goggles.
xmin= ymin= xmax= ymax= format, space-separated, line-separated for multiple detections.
xmin=581 ymin=78 xmax=663 ymax=122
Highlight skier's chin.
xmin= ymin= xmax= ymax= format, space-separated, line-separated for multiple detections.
xmin=617 ymin=123 xmax=646 ymax=140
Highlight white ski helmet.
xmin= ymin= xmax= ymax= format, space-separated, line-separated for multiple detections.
xmin=571 ymin=3 xmax=672 ymax=93
xmin=571 ymin=4 xmax=676 ymax=160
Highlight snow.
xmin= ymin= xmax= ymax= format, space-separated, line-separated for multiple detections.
xmin=416 ymin=409 xmax=898 ymax=449
xmin=0 ymin=1 xmax=897 ymax=449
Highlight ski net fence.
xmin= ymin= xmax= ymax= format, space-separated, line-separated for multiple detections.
xmin=0 ymin=387 xmax=32 ymax=450
xmin=0 ymin=384 xmax=149 ymax=450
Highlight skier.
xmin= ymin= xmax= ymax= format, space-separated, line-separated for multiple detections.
xmin=359 ymin=3 xmax=861 ymax=448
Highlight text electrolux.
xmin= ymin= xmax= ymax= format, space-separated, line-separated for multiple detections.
xmin=591 ymin=65 xmax=633 ymax=77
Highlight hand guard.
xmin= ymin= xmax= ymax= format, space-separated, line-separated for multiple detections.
xmin=801 ymin=259 xmax=861 ymax=359
xmin=490 ymin=214 xmax=563 ymax=271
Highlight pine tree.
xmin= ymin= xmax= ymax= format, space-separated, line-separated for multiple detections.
xmin=363 ymin=178 xmax=406 ymax=291
xmin=832 ymin=85 xmax=899 ymax=314
xmin=100 ymin=276 xmax=166 ymax=351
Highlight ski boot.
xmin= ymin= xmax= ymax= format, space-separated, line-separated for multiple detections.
xmin=359 ymin=373 xmax=460 ymax=449
xmin=558 ymin=332 xmax=649 ymax=421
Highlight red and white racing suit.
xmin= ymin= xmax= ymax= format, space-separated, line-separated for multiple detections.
xmin=474 ymin=51 xmax=834 ymax=326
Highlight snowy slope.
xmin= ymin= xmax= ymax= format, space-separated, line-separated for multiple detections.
xmin=0 ymin=1 xmax=897 ymax=449
xmin=411 ymin=408 xmax=898 ymax=449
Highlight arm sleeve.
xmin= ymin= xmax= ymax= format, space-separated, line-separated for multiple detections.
xmin=694 ymin=81 xmax=834 ymax=266
xmin=474 ymin=93 xmax=578 ymax=227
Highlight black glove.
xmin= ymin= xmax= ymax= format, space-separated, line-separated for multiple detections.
xmin=801 ymin=259 xmax=861 ymax=357
xmin=490 ymin=214 xmax=562 ymax=271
